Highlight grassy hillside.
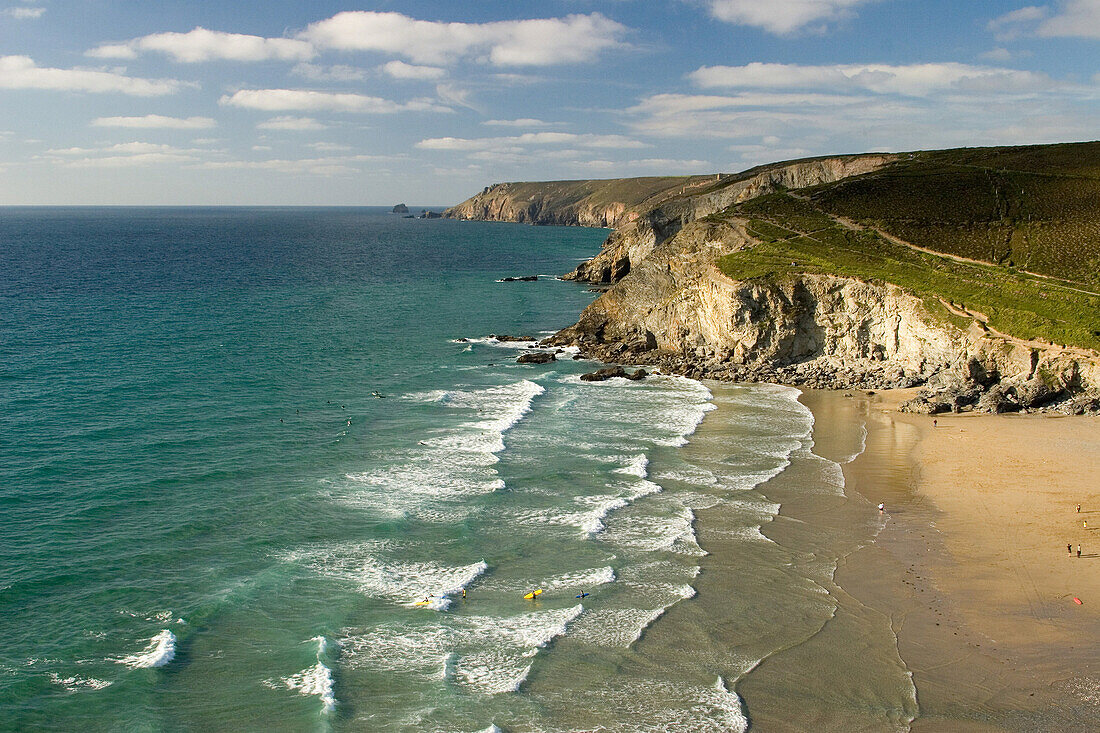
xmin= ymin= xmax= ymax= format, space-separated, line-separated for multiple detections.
xmin=714 ymin=192 xmax=1100 ymax=352
xmin=801 ymin=142 xmax=1100 ymax=284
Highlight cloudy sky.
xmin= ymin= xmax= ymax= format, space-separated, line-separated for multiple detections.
xmin=3 ymin=0 xmax=1100 ymax=204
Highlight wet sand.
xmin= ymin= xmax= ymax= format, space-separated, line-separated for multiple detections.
xmin=833 ymin=390 xmax=1100 ymax=731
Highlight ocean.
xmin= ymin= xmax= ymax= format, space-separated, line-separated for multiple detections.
xmin=0 ymin=208 xmax=916 ymax=731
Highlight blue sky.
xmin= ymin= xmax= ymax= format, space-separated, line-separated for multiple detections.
xmin=3 ymin=1 xmax=1100 ymax=204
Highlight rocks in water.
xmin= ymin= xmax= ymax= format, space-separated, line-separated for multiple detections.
xmin=580 ymin=366 xmax=648 ymax=381
xmin=499 ymin=275 xmax=539 ymax=282
xmin=581 ymin=366 xmax=627 ymax=381
xmin=420 ymin=210 xmax=442 ymax=219
xmin=491 ymin=334 xmax=534 ymax=342
xmin=517 ymin=352 xmax=556 ymax=364
xmin=392 ymin=203 xmax=409 ymax=213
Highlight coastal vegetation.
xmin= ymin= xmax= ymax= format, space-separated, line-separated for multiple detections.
xmin=715 ymin=191 xmax=1100 ymax=352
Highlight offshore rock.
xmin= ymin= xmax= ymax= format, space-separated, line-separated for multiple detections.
xmin=581 ymin=366 xmax=627 ymax=381
xmin=517 ymin=352 xmax=556 ymax=364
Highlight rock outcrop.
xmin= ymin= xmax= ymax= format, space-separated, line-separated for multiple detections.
xmin=443 ymin=176 xmax=725 ymax=229
xmin=448 ymin=153 xmax=1100 ymax=413
xmin=563 ymin=155 xmax=894 ymax=285
xmin=544 ymin=216 xmax=1100 ymax=413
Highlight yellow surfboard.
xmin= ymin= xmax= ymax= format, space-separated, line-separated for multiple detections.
xmin=523 ymin=589 xmax=543 ymax=600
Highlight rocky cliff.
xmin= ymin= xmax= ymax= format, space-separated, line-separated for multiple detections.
xmin=450 ymin=148 xmax=1100 ymax=413
xmin=545 ymin=217 xmax=1100 ymax=413
xmin=562 ymin=154 xmax=894 ymax=284
xmin=443 ymin=175 xmax=724 ymax=229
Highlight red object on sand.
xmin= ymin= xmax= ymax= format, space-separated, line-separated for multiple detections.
xmin=1074 ymin=597 xmax=1083 ymax=605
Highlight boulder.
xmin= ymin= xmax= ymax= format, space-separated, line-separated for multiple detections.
xmin=500 ymin=275 xmax=539 ymax=282
xmin=625 ymin=368 xmax=648 ymax=381
xmin=1014 ymin=377 xmax=1065 ymax=409
xmin=392 ymin=203 xmax=409 ymax=213
xmin=581 ymin=366 xmax=627 ymax=381
xmin=491 ymin=334 xmax=535 ymax=342
xmin=977 ymin=384 xmax=1021 ymax=413
xmin=517 ymin=352 xmax=556 ymax=364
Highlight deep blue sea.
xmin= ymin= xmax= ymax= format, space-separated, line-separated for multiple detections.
xmin=0 ymin=208 xmax=876 ymax=731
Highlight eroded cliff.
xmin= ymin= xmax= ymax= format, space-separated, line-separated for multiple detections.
xmin=546 ymin=217 xmax=1100 ymax=413
xmin=449 ymin=145 xmax=1100 ymax=412
xmin=562 ymin=154 xmax=894 ymax=284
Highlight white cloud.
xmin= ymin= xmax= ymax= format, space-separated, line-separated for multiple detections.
xmin=92 ymin=114 xmax=216 ymax=129
xmin=381 ymin=60 xmax=446 ymax=80
xmin=256 ymin=116 xmax=327 ymax=131
xmin=195 ymin=154 xmax=391 ymax=176
xmin=706 ymin=0 xmax=874 ymax=34
xmin=986 ymin=3 xmax=1100 ymax=40
xmin=42 ymin=141 xmax=202 ymax=167
xmin=306 ymin=142 xmax=351 ymax=151
xmin=0 ymin=56 xmax=183 ymax=96
xmin=291 ymin=63 xmax=367 ymax=82
xmin=301 ymin=11 xmax=627 ymax=66
xmin=689 ymin=62 xmax=1053 ymax=97
xmin=1038 ymin=0 xmax=1100 ymax=38
xmin=979 ymin=47 xmax=1014 ymax=62
xmin=88 ymin=27 xmax=315 ymax=63
xmin=482 ymin=118 xmax=558 ymax=128
xmin=220 ymin=88 xmax=450 ymax=114
xmin=3 ymin=6 xmax=45 ymax=19
xmin=417 ymin=131 xmax=647 ymax=151
xmin=570 ymin=158 xmax=712 ymax=172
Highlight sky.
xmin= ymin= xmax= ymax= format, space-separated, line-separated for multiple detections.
xmin=3 ymin=1 xmax=1100 ymax=205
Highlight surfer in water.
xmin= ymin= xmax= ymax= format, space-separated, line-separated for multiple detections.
xmin=576 ymin=591 xmax=589 ymax=599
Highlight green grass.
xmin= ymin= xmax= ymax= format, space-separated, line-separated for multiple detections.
xmin=715 ymin=193 xmax=1100 ymax=351
xmin=803 ymin=142 xmax=1100 ymax=284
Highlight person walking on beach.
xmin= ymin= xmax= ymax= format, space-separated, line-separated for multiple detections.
xmin=1078 ymin=545 xmax=1082 ymax=558
xmin=1070 ymin=543 xmax=1074 ymax=554
xmin=877 ymin=502 xmax=885 ymax=513
xmin=1077 ymin=504 xmax=1082 ymax=513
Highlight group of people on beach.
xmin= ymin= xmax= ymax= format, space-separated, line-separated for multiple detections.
xmin=1069 ymin=503 xmax=1087 ymax=558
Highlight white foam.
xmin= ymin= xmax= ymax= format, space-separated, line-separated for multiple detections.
xmin=402 ymin=389 xmax=449 ymax=403
xmin=49 ymin=673 xmax=112 ymax=691
xmin=614 ymin=453 xmax=649 ymax=478
xmin=118 ymin=630 xmax=175 ymax=669
xmin=337 ymin=380 xmax=543 ymax=519
xmin=570 ymin=607 xmax=665 ymax=648
xmin=341 ymin=605 xmax=584 ymax=695
xmin=607 ymin=505 xmax=707 ymax=556
xmin=285 ymin=543 xmax=487 ymax=610
xmin=283 ymin=662 xmax=335 ymax=714
xmin=453 ymin=605 xmax=584 ymax=694
xmin=281 ymin=636 xmax=335 ymax=714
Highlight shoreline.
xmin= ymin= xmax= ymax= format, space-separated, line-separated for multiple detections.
xmin=831 ymin=389 xmax=1100 ymax=730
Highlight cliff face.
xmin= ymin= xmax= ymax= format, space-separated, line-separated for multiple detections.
xmin=563 ymin=155 xmax=894 ymax=283
xmin=546 ymin=218 xmax=1100 ymax=412
xmin=443 ymin=176 xmax=722 ymax=229
xmin=449 ymin=150 xmax=1100 ymax=411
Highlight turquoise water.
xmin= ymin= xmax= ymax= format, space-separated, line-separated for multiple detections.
xmin=0 ymin=208 xmax=833 ymax=731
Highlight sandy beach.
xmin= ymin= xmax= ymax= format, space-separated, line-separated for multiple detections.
xmin=835 ymin=390 xmax=1100 ymax=731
